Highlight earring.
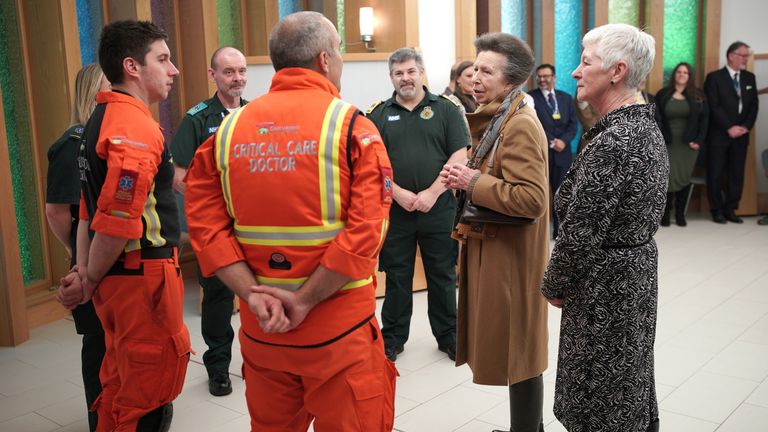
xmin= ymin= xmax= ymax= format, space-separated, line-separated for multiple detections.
xmin=610 ymin=80 xmax=615 ymax=85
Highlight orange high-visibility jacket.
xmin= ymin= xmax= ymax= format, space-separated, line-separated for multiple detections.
xmin=185 ymin=68 xmax=393 ymax=346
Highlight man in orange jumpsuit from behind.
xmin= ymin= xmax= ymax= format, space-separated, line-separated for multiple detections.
xmin=184 ymin=11 xmax=397 ymax=432
xmin=61 ymin=20 xmax=191 ymax=432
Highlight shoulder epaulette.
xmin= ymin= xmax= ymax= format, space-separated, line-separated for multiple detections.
xmin=366 ymin=100 xmax=383 ymax=115
xmin=69 ymin=126 xmax=84 ymax=140
xmin=186 ymin=101 xmax=208 ymax=116
xmin=441 ymin=94 xmax=462 ymax=108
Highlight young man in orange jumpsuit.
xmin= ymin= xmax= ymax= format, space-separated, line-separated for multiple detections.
xmin=64 ymin=20 xmax=191 ymax=432
xmin=184 ymin=11 xmax=397 ymax=432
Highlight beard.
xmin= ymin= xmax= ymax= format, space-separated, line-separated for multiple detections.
xmin=396 ymin=84 xmax=417 ymax=99
xmin=224 ymin=85 xmax=244 ymax=98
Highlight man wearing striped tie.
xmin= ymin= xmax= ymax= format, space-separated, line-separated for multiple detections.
xmin=529 ymin=64 xmax=577 ymax=238
xmin=704 ymin=41 xmax=759 ymax=224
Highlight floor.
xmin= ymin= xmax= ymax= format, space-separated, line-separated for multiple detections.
xmin=0 ymin=214 xmax=767 ymax=432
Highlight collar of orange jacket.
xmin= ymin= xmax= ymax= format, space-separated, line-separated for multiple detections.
xmin=95 ymin=90 xmax=154 ymax=120
xmin=269 ymin=67 xmax=341 ymax=98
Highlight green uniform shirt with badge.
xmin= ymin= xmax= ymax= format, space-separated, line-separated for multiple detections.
xmin=171 ymin=93 xmax=249 ymax=168
xmin=366 ymin=88 xmax=468 ymax=212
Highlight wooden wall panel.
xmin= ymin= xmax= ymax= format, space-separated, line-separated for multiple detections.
xmin=594 ymin=0 xmax=608 ymax=27
xmin=645 ymin=0 xmax=664 ymax=93
xmin=176 ymin=1 xmax=219 ymax=110
xmin=541 ymin=0 xmax=554 ymax=65
xmin=703 ymin=0 xmax=721 ymax=75
xmin=455 ymin=0 xmax=477 ymax=62
xmin=0 ymin=80 xmax=29 ymax=346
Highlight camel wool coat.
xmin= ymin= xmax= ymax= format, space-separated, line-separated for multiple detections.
xmin=455 ymin=95 xmax=550 ymax=385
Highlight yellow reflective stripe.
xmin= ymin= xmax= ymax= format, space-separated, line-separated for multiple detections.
xmin=235 ymin=222 xmax=344 ymax=246
xmin=330 ymin=102 xmax=351 ymax=223
xmin=318 ymin=101 xmax=336 ymax=225
xmin=216 ymin=109 xmax=245 ymax=218
xmin=256 ymin=275 xmax=373 ymax=292
xmin=318 ymin=99 xmax=352 ymax=225
xmin=142 ymin=183 xmax=165 ymax=246
xmin=370 ymin=219 xmax=388 ymax=258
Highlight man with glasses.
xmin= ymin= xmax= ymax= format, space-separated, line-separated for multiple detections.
xmin=704 ymin=41 xmax=759 ymax=224
xmin=529 ymin=64 xmax=577 ymax=238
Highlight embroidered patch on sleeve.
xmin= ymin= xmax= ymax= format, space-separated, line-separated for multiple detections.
xmin=380 ymin=167 xmax=393 ymax=204
xmin=114 ymin=170 xmax=139 ymax=203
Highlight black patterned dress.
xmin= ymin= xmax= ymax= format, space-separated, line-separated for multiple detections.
xmin=541 ymin=104 xmax=669 ymax=432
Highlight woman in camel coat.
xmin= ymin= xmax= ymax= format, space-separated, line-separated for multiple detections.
xmin=442 ymin=32 xmax=549 ymax=432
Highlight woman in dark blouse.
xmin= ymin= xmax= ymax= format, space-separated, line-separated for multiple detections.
xmin=655 ymin=62 xmax=709 ymax=226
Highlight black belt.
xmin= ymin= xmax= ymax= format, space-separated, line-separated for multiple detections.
xmin=601 ymin=238 xmax=651 ymax=249
xmin=243 ymin=313 xmax=375 ymax=348
xmin=105 ymin=246 xmax=177 ymax=277
xmin=139 ymin=246 xmax=176 ymax=259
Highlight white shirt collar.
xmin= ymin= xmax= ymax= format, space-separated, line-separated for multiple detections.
xmin=725 ymin=64 xmax=740 ymax=78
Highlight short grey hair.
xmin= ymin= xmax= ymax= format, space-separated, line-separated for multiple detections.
xmin=268 ymin=11 xmax=337 ymax=71
xmin=474 ymin=33 xmax=535 ymax=87
xmin=582 ymin=23 xmax=655 ymax=89
xmin=388 ymin=48 xmax=424 ymax=75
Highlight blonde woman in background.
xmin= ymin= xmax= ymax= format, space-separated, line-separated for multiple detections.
xmin=46 ymin=63 xmax=110 ymax=432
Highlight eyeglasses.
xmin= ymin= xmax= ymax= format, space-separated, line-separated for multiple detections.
xmin=732 ymin=52 xmax=751 ymax=58
xmin=537 ymin=74 xmax=553 ymax=79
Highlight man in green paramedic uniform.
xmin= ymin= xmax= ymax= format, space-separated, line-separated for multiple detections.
xmin=367 ymin=47 xmax=468 ymax=362
xmin=171 ymin=46 xmax=248 ymax=396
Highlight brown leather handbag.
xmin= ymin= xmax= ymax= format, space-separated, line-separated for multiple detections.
xmin=461 ymin=200 xmax=536 ymax=225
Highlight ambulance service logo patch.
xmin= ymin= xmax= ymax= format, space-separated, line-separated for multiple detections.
xmin=380 ymin=167 xmax=393 ymax=204
xmin=114 ymin=170 xmax=138 ymax=202
xmin=420 ymin=106 xmax=434 ymax=120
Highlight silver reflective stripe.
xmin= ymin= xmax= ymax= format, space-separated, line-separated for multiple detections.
xmin=234 ymin=227 xmax=343 ymax=241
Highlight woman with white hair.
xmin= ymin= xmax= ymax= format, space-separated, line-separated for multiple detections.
xmin=541 ymin=24 xmax=668 ymax=432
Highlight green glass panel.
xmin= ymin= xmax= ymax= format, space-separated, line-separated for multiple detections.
xmin=0 ymin=0 xmax=45 ymax=284
xmin=337 ymin=0 xmax=345 ymax=54
xmin=663 ymin=0 xmax=698 ymax=85
xmin=216 ymin=0 xmax=243 ymax=50
xmin=608 ymin=0 xmax=639 ymax=26
xmin=501 ymin=0 xmax=527 ymax=40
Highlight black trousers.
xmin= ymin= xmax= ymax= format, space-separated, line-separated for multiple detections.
xmin=199 ymin=265 xmax=234 ymax=376
xmin=379 ymin=203 xmax=457 ymax=349
xmin=71 ymin=301 xmax=106 ymax=432
xmin=706 ymin=140 xmax=748 ymax=214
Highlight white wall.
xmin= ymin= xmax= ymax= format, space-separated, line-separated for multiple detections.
xmin=720 ymin=0 xmax=768 ymax=194
xmin=244 ymin=0 xmax=458 ymax=112
xmin=418 ymin=0 xmax=457 ymax=94
xmin=243 ymin=62 xmax=393 ymax=112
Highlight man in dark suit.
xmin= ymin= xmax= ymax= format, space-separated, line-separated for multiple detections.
xmin=529 ymin=64 xmax=577 ymax=237
xmin=704 ymin=41 xmax=759 ymax=224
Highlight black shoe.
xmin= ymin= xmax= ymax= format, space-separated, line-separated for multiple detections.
xmin=208 ymin=372 xmax=232 ymax=396
xmin=712 ymin=213 xmax=726 ymax=224
xmin=385 ymin=345 xmax=403 ymax=362
xmin=759 ymin=216 xmax=768 ymax=226
xmin=675 ymin=214 xmax=687 ymax=227
xmin=438 ymin=344 xmax=456 ymax=361
xmin=724 ymin=212 xmax=743 ymax=223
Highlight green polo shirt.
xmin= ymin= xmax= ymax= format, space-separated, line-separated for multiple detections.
xmin=367 ymin=88 xmax=468 ymax=195
xmin=171 ymin=93 xmax=249 ymax=167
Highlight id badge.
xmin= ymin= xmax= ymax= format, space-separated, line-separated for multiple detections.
xmin=552 ymin=113 xmax=561 ymax=120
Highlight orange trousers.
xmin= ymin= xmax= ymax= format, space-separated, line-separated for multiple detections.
xmin=92 ymin=249 xmax=190 ymax=431
xmin=241 ymin=317 xmax=397 ymax=432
